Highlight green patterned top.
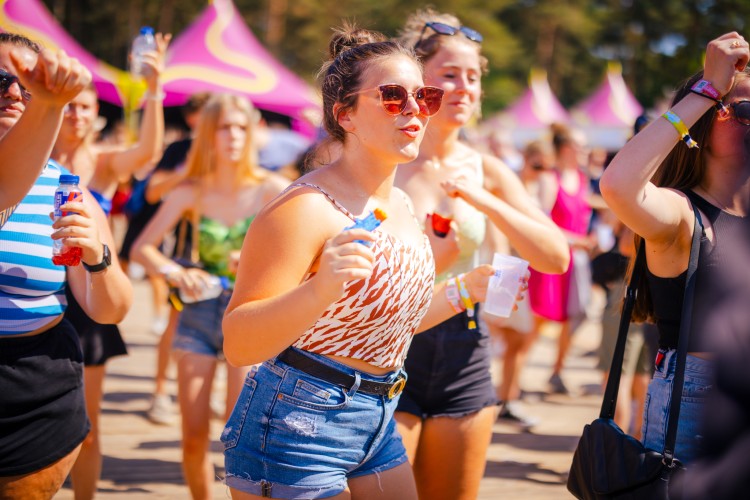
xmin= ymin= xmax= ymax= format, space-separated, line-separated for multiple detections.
xmin=198 ymin=215 xmax=254 ymax=281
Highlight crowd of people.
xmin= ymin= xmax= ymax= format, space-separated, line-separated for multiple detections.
xmin=0 ymin=8 xmax=749 ymax=500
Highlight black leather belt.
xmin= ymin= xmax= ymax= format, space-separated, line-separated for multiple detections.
xmin=277 ymin=349 xmax=406 ymax=399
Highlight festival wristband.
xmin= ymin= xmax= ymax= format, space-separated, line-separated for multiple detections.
xmin=662 ymin=111 xmax=699 ymax=149
xmin=445 ymin=278 xmax=465 ymax=314
xmin=456 ymin=274 xmax=477 ymax=330
xmin=690 ymin=79 xmax=729 ymax=116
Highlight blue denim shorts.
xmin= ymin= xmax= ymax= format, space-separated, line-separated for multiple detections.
xmin=222 ymin=348 xmax=409 ymax=498
xmin=397 ymin=309 xmax=498 ymax=418
xmin=173 ymin=290 xmax=231 ymax=358
xmin=641 ymin=349 xmax=713 ymax=464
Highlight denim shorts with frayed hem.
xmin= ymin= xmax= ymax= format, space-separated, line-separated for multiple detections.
xmin=641 ymin=349 xmax=713 ymax=464
xmin=396 ymin=309 xmax=499 ymax=419
xmin=172 ymin=290 xmax=231 ymax=358
xmin=222 ymin=348 xmax=408 ymax=499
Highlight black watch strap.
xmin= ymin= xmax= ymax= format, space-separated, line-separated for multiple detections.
xmin=83 ymin=244 xmax=111 ymax=273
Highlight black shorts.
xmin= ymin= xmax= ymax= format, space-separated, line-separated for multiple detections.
xmin=397 ymin=308 xmax=499 ymax=418
xmin=0 ymin=320 xmax=91 ymax=476
xmin=65 ymin=287 xmax=128 ymax=366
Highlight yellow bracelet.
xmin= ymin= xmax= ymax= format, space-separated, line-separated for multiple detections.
xmin=456 ymin=274 xmax=477 ymax=330
xmin=662 ymin=110 xmax=699 ymax=148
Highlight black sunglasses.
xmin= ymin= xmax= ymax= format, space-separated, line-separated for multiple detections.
xmin=349 ymin=84 xmax=444 ymax=116
xmin=728 ymin=100 xmax=750 ymax=126
xmin=0 ymin=69 xmax=31 ymax=101
xmin=416 ymin=22 xmax=484 ymax=50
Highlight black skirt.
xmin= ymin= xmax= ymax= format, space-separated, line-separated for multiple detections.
xmin=0 ymin=319 xmax=90 ymax=476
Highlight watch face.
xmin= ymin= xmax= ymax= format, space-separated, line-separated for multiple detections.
xmin=103 ymin=244 xmax=112 ymax=265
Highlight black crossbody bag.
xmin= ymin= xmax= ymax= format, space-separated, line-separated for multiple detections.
xmin=567 ymin=205 xmax=703 ymax=499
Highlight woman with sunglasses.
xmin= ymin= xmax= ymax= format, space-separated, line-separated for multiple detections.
xmin=221 ymin=25 xmax=496 ymax=499
xmin=600 ymin=32 xmax=750 ymax=463
xmin=394 ymin=9 xmax=570 ymax=499
xmin=48 ymin=32 xmax=169 ymax=500
xmin=0 ymin=33 xmax=132 ymax=498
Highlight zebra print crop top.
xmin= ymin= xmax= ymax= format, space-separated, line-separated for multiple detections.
xmin=0 ymin=160 xmax=69 ymax=335
xmin=290 ymin=183 xmax=435 ymax=369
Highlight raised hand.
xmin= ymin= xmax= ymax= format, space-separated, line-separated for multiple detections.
xmin=138 ymin=32 xmax=171 ymax=92
xmin=9 ymin=47 xmax=91 ymax=107
xmin=704 ymin=32 xmax=749 ymax=96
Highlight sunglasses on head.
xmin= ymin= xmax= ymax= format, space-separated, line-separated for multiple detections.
xmin=350 ymin=84 xmax=444 ymax=117
xmin=728 ymin=100 xmax=750 ymax=126
xmin=0 ymin=69 xmax=31 ymax=101
xmin=416 ymin=22 xmax=483 ymax=50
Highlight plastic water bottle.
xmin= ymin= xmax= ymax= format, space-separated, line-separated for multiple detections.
xmin=52 ymin=174 xmax=83 ymax=266
xmin=179 ymin=276 xmax=230 ymax=304
xmin=130 ymin=26 xmax=156 ymax=77
xmin=344 ymin=208 xmax=387 ymax=247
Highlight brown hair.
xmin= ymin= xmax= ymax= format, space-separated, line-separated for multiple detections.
xmin=630 ymin=67 xmax=750 ymax=322
xmin=0 ymin=33 xmax=41 ymax=53
xmin=317 ymin=23 xmax=415 ymax=143
xmin=398 ymin=8 xmax=488 ymax=74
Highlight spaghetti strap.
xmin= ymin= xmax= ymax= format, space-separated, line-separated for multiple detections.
xmin=395 ymin=187 xmax=422 ymax=226
xmin=282 ymin=182 xmax=357 ymax=221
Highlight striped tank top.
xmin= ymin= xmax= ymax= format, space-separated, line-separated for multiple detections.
xmin=291 ymin=183 xmax=435 ymax=369
xmin=0 ymin=160 xmax=68 ymax=334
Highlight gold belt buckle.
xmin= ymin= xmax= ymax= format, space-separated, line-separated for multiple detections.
xmin=388 ymin=377 xmax=406 ymax=399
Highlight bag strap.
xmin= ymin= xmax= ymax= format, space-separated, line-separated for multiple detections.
xmin=663 ymin=203 xmax=703 ymax=464
xmin=599 ymin=238 xmax=646 ymax=419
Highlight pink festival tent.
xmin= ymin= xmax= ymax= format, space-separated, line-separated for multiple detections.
xmin=572 ymin=62 xmax=643 ymax=150
xmin=0 ymin=0 xmax=320 ymax=131
xmin=161 ymin=0 xmax=319 ymax=124
xmin=490 ymin=69 xmax=570 ymax=148
xmin=0 ymin=0 xmax=128 ymax=106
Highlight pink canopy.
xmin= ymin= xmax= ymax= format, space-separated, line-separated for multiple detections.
xmin=161 ymin=0 xmax=320 ymax=121
xmin=0 ymin=0 xmax=128 ymax=106
xmin=573 ymin=63 xmax=643 ymax=127
xmin=504 ymin=69 xmax=570 ymax=127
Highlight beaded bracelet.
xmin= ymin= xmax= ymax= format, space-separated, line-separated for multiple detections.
xmin=456 ymin=273 xmax=477 ymax=330
xmin=662 ymin=111 xmax=699 ymax=149
xmin=445 ymin=277 xmax=465 ymax=314
xmin=144 ymin=89 xmax=166 ymax=101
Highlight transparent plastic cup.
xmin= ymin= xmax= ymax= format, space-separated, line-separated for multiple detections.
xmin=483 ymin=253 xmax=529 ymax=318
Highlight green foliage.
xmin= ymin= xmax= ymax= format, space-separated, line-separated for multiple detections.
xmin=40 ymin=0 xmax=750 ymax=115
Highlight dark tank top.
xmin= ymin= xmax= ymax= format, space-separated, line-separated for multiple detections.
xmin=646 ymin=191 xmax=746 ymax=351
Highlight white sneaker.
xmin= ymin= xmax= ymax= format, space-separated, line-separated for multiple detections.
xmin=147 ymin=394 xmax=175 ymax=425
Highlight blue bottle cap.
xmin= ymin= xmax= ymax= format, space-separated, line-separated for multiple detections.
xmin=139 ymin=26 xmax=155 ymax=35
xmin=59 ymin=174 xmax=80 ymax=184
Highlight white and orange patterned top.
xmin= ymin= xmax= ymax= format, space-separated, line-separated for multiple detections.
xmin=289 ymin=183 xmax=435 ymax=369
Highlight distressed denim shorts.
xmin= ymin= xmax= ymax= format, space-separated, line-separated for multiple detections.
xmin=173 ymin=290 xmax=231 ymax=358
xmin=222 ymin=348 xmax=409 ymax=498
xmin=641 ymin=349 xmax=713 ymax=464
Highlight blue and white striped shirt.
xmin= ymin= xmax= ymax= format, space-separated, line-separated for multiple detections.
xmin=0 ymin=160 xmax=69 ymax=334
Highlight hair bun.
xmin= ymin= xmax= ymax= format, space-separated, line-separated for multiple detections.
xmin=328 ymin=22 xmax=387 ymax=60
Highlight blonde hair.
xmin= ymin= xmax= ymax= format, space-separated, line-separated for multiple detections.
xmin=183 ymin=93 xmax=264 ymax=185
xmin=398 ymin=8 xmax=488 ymax=74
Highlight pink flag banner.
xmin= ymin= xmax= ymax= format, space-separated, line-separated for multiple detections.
xmin=161 ymin=0 xmax=320 ymax=121
xmin=0 ymin=0 xmax=128 ymax=106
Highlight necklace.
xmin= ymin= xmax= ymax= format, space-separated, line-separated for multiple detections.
xmin=698 ymin=189 xmax=745 ymax=217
